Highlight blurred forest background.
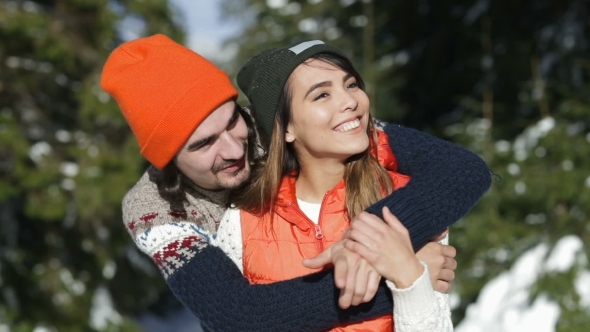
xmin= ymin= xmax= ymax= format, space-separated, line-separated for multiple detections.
xmin=1 ymin=0 xmax=589 ymax=331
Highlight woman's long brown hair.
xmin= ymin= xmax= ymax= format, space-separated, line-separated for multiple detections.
xmin=232 ymin=53 xmax=393 ymax=219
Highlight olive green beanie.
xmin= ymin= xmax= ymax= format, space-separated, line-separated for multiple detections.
xmin=237 ymin=40 xmax=348 ymax=137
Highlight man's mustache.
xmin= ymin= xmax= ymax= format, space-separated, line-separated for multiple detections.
xmin=211 ymin=142 xmax=248 ymax=174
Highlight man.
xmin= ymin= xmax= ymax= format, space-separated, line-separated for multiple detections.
xmin=101 ymin=34 xmax=491 ymax=331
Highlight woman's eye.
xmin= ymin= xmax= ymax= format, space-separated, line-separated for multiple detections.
xmin=347 ymin=81 xmax=358 ymax=89
xmin=313 ymin=92 xmax=329 ymax=101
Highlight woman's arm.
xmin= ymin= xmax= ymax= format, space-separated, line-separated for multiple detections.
xmin=366 ymin=122 xmax=492 ymax=250
xmin=387 ymin=233 xmax=453 ymax=332
xmin=387 ymin=264 xmax=453 ymax=332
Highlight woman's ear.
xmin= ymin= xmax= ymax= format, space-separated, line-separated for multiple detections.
xmin=285 ymin=132 xmax=295 ymax=143
xmin=285 ymin=124 xmax=296 ymax=143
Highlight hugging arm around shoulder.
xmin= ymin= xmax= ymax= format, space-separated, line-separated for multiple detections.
xmin=368 ymin=123 xmax=492 ymax=250
xmin=166 ymin=245 xmax=393 ymax=332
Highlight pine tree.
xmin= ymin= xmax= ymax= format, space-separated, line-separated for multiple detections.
xmin=0 ymin=0 xmax=183 ymax=330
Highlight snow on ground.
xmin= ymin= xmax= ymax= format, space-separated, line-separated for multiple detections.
xmin=456 ymin=235 xmax=587 ymax=332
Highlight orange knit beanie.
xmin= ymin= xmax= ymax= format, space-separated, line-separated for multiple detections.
xmin=100 ymin=34 xmax=238 ymax=169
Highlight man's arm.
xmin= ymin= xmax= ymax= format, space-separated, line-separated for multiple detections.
xmin=366 ymin=123 xmax=492 ymax=250
xmin=167 ymin=245 xmax=392 ymax=332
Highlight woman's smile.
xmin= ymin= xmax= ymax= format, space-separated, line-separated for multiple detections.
xmin=333 ymin=116 xmax=363 ymax=133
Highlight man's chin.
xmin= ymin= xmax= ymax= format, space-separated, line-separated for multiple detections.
xmin=217 ymin=166 xmax=251 ymax=190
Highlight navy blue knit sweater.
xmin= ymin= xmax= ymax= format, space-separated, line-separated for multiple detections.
xmin=167 ymin=123 xmax=492 ymax=331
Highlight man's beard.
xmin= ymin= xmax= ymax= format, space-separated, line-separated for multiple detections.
xmin=212 ymin=142 xmax=250 ymax=190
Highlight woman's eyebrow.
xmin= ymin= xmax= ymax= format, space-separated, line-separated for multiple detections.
xmin=304 ymin=81 xmax=331 ymax=98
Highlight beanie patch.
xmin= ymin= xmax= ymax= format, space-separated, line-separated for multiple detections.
xmin=289 ymin=40 xmax=325 ymax=55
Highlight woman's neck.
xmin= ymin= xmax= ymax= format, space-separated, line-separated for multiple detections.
xmin=296 ymin=157 xmax=345 ymax=203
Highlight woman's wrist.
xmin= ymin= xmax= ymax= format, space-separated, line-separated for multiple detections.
xmin=386 ymin=258 xmax=424 ymax=288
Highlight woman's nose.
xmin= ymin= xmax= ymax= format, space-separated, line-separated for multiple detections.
xmin=339 ymin=90 xmax=359 ymax=112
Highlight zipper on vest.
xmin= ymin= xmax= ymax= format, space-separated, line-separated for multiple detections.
xmin=313 ymin=223 xmax=324 ymax=252
xmin=315 ymin=192 xmax=330 ymax=252
xmin=314 ymin=224 xmax=324 ymax=241
xmin=287 ymin=201 xmax=325 ymax=252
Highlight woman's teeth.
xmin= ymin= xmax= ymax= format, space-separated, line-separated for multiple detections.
xmin=335 ymin=118 xmax=361 ymax=132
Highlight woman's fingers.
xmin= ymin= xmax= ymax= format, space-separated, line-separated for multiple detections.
xmin=350 ymin=260 xmax=368 ymax=306
xmin=344 ymin=238 xmax=377 ymax=262
xmin=362 ymin=269 xmax=381 ymax=303
xmin=347 ymin=228 xmax=379 ymax=254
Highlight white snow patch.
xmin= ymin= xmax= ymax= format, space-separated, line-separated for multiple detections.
xmin=29 ymin=141 xmax=52 ymax=163
xmin=267 ymin=0 xmax=287 ymax=9
xmin=575 ymin=270 xmax=590 ymax=309
xmin=507 ymin=163 xmax=520 ymax=176
xmin=299 ymin=18 xmax=319 ymax=33
xmin=59 ymin=162 xmax=79 ymax=177
xmin=513 ymin=117 xmax=555 ymax=161
xmin=457 ymin=236 xmax=588 ymax=332
xmin=544 ymin=236 xmax=583 ymax=273
xmin=89 ymin=286 xmax=122 ymax=330
xmin=561 ymin=160 xmax=574 ymax=171
xmin=456 ymin=243 xmax=559 ymax=332
xmin=495 ymin=140 xmax=511 ymax=153
xmin=514 ymin=181 xmax=526 ymax=195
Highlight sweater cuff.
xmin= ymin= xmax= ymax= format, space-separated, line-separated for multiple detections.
xmin=385 ymin=262 xmax=439 ymax=316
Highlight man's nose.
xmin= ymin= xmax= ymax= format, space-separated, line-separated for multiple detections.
xmin=218 ymin=132 xmax=244 ymax=160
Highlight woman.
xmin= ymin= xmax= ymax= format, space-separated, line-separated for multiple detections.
xmin=215 ymin=41 xmax=454 ymax=331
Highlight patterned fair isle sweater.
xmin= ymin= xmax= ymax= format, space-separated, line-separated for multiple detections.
xmin=122 ymin=123 xmax=492 ymax=332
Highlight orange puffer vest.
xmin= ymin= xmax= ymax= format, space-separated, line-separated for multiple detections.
xmin=241 ymin=130 xmax=410 ymax=331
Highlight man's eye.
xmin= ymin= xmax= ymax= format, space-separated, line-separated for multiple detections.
xmin=190 ymin=138 xmax=211 ymax=151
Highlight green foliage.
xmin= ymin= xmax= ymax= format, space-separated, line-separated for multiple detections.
xmin=2 ymin=0 xmax=589 ymax=329
xmin=0 ymin=0 xmax=183 ymax=330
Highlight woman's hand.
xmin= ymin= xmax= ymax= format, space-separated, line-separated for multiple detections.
xmin=303 ymin=241 xmax=381 ymax=309
xmin=344 ymin=207 xmax=423 ymax=288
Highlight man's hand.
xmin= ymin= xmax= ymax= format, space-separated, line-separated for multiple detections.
xmin=416 ymin=233 xmax=457 ymax=293
xmin=303 ymin=241 xmax=381 ymax=309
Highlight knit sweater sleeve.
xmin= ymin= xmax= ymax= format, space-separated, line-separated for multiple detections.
xmin=123 ymin=171 xmax=392 ymax=332
xmin=366 ymin=122 xmax=492 ymax=250
xmin=386 ymin=263 xmax=453 ymax=332
xmin=168 ymin=246 xmax=393 ymax=332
